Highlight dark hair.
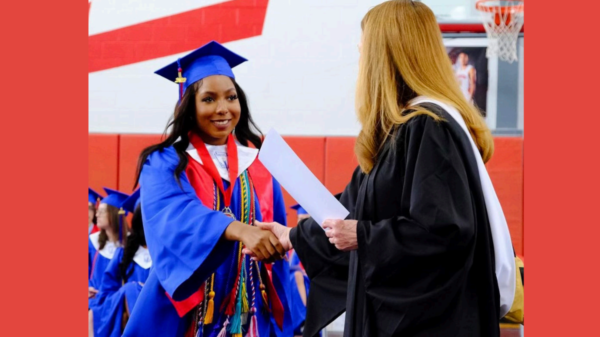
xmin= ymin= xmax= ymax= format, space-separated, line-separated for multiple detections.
xmin=119 ymin=205 xmax=145 ymax=282
xmin=134 ymin=78 xmax=262 ymax=188
xmin=89 ymin=202 xmax=97 ymax=225
xmin=98 ymin=204 xmax=129 ymax=250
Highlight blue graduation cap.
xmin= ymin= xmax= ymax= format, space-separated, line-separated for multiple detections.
xmin=122 ymin=188 xmax=141 ymax=214
xmin=88 ymin=187 xmax=104 ymax=205
xmin=102 ymin=187 xmax=131 ymax=244
xmin=154 ymin=40 xmax=248 ymax=100
xmin=101 ymin=187 xmax=130 ymax=209
xmin=290 ymin=203 xmax=308 ymax=215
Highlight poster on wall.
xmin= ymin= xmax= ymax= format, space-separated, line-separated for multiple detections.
xmin=446 ymin=47 xmax=489 ymax=117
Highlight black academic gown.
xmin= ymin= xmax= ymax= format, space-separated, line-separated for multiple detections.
xmin=290 ymin=104 xmax=500 ymax=337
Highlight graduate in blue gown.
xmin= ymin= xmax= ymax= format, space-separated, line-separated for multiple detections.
xmin=91 ymin=189 xmax=152 ymax=337
xmin=89 ymin=188 xmax=130 ymax=309
xmin=89 ymin=188 xmax=103 ymax=235
xmin=287 ymin=204 xmax=319 ymax=337
xmin=89 ymin=188 xmax=103 ymax=279
xmin=289 ymin=251 xmax=309 ymax=337
xmin=123 ymin=41 xmax=292 ymax=337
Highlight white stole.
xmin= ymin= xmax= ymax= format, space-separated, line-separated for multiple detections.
xmin=410 ymin=96 xmax=516 ymax=317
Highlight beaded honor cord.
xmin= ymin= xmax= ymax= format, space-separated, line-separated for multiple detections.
xmin=191 ymin=172 xmax=268 ymax=337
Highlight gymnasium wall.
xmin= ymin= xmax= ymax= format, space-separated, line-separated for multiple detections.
xmin=89 ymin=134 xmax=524 ymax=256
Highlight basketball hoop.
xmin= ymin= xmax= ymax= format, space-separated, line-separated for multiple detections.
xmin=476 ymin=0 xmax=524 ymax=63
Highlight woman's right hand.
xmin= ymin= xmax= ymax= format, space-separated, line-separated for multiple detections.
xmin=225 ymin=221 xmax=285 ymax=262
xmin=242 ymin=221 xmax=293 ymax=260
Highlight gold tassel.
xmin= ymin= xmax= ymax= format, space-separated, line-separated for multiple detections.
xmin=203 ymin=291 xmax=215 ymax=324
xmin=204 ymin=274 xmax=216 ymax=324
xmin=232 ymin=334 xmax=243 ymax=337
xmin=260 ymin=284 xmax=269 ymax=309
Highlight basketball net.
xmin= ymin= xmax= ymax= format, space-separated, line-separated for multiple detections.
xmin=476 ymin=0 xmax=524 ymax=63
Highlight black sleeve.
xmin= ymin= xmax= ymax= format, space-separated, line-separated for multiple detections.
xmin=289 ymin=166 xmax=364 ymax=335
xmin=357 ymin=116 xmax=477 ymax=333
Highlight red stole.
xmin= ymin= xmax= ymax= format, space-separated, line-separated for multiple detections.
xmin=168 ymin=151 xmax=284 ymax=330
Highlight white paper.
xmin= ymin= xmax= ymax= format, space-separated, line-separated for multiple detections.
xmin=258 ymin=129 xmax=350 ymax=227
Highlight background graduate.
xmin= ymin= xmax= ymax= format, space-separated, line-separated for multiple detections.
xmin=123 ymin=41 xmax=292 ymax=337
xmin=88 ymin=188 xmax=103 ymax=235
xmin=90 ymin=189 xmax=151 ymax=337
xmin=287 ymin=204 xmax=311 ymax=337
xmin=88 ymin=188 xmax=130 ymax=308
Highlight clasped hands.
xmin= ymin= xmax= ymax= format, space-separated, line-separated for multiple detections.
xmin=231 ymin=218 xmax=359 ymax=263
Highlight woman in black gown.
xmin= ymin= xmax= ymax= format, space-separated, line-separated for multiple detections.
xmin=249 ymin=1 xmax=517 ymax=336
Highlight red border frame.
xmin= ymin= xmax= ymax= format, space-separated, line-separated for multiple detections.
xmin=3 ymin=0 xmax=88 ymax=336
xmin=5 ymin=0 xmax=598 ymax=336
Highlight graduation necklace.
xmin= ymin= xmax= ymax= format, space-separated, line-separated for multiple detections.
xmin=190 ymin=132 xmax=238 ymax=218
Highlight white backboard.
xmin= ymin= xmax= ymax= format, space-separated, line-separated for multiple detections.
xmin=421 ymin=0 xmax=481 ymax=24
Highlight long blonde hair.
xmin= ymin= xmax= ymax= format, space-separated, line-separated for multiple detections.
xmin=355 ymin=0 xmax=494 ymax=173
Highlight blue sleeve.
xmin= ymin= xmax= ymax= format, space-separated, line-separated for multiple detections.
xmin=99 ymin=248 xmax=125 ymax=295
xmin=91 ymin=248 xmax=126 ymax=334
xmin=88 ymin=239 xmax=93 ymax=281
xmin=89 ymin=238 xmax=98 ymax=287
xmin=140 ymin=147 xmax=236 ymax=301
xmin=92 ymin=250 xmax=128 ymax=337
xmin=269 ymin=178 xmax=294 ymax=337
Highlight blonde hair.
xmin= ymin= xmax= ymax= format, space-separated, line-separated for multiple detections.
xmin=355 ymin=0 xmax=494 ymax=173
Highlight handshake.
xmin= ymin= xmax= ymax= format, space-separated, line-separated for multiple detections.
xmin=224 ymin=217 xmax=360 ymax=263
xmin=224 ymin=220 xmax=293 ymax=263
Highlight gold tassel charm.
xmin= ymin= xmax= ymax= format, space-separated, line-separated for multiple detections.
xmin=204 ymin=274 xmax=216 ymax=324
xmin=203 ymin=291 xmax=215 ymax=324
xmin=260 ymin=284 xmax=269 ymax=311
xmin=175 ymin=67 xmax=186 ymax=84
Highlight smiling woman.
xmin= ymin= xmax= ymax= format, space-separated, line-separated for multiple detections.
xmin=135 ymin=49 xmax=263 ymax=186
xmin=123 ymin=41 xmax=293 ymax=337
xmin=194 ymin=75 xmax=242 ymax=145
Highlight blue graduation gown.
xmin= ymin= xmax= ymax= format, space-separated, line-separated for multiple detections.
xmin=88 ymin=225 xmax=97 ymax=278
xmin=89 ymin=232 xmax=119 ymax=308
xmin=124 ymin=146 xmax=292 ymax=337
xmin=89 ymin=236 xmax=92 ymax=279
xmin=92 ymin=247 xmax=152 ymax=337
xmin=288 ymin=251 xmax=320 ymax=336
xmin=289 ymin=268 xmax=309 ymax=335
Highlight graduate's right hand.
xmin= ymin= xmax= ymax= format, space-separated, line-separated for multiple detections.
xmin=242 ymin=221 xmax=293 ymax=262
xmin=255 ymin=221 xmax=293 ymax=251
xmin=88 ymin=287 xmax=98 ymax=299
xmin=225 ymin=221 xmax=285 ymax=262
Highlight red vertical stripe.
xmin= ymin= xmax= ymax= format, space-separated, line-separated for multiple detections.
xmin=4 ymin=0 xmax=88 ymax=335
xmin=526 ymin=0 xmax=600 ymax=335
